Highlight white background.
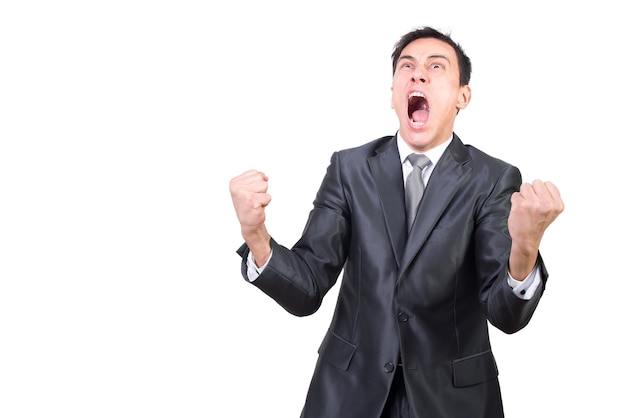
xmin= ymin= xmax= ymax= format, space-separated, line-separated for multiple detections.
xmin=1 ymin=1 xmax=623 ymax=417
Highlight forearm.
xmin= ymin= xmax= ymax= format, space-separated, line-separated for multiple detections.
xmin=508 ymin=239 xmax=541 ymax=281
xmin=241 ymin=224 xmax=272 ymax=267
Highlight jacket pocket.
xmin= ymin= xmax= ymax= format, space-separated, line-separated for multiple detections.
xmin=452 ymin=350 xmax=499 ymax=387
xmin=318 ymin=331 xmax=357 ymax=371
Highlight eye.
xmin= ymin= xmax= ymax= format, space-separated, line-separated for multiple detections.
xmin=400 ymin=61 xmax=413 ymax=70
xmin=430 ymin=62 xmax=444 ymax=70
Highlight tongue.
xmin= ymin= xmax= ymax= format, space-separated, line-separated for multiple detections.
xmin=412 ymin=109 xmax=429 ymax=123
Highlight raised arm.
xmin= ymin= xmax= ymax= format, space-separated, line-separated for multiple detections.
xmin=507 ymin=180 xmax=564 ymax=280
xmin=229 ymin=169 xmax=273 ymax=267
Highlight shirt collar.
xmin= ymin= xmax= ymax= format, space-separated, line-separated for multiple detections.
xmin=396 ymin=132 xmax=453 ymax=168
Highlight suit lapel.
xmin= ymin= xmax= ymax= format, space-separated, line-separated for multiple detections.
xmin=400 ymin=135 xmax=472 ymax=276
xmin=368 ymin=136 xmax=407 ymax=269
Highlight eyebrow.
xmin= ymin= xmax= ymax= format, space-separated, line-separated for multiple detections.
xmin=399 ymin=54 xmax=451 ymax=63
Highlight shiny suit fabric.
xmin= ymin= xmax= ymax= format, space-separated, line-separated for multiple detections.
xmin=237 ymin=134 xmax=547 ymax=418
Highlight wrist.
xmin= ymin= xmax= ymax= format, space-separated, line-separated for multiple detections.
xmin=242 ymin=226 xmax=272 ymax=266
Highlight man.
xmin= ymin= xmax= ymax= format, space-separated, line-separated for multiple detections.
xmin=229 ymin=26 xmax=564 ymax=418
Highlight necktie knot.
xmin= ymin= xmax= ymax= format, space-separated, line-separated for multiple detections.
xmin=407 ymin=153 xmax=431 ymax=170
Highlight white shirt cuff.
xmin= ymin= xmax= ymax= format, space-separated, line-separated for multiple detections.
xmin=508 ymin=265 xmax=542 ymax=300
xmin=246 ymin=250 xmax=272 ymax=282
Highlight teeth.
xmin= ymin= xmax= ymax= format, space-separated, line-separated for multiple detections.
xmin=409 ymin=92 xmax=424 ymax=98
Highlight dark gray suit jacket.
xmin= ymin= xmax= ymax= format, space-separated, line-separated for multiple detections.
xmin=237 ymin=133 xmax=547 ymax=417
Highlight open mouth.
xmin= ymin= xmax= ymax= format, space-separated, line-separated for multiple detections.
xmin=408 ymin=92 xmax=429 ymax=125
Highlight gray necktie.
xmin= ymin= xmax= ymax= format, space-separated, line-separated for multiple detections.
xmin=405 ymin=153 xmax=432 ymax=230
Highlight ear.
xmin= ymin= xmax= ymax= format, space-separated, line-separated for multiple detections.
xmin=390 ymin=85 xmax=394 ymax=109
xmin=456 ymin=85 xmax=471 ymax=110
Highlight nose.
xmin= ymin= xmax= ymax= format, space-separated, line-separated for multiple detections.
xmin=411 ymin=67 xmax=427 ymax=83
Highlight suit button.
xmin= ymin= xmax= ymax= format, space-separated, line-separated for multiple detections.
xmin=398 ymin=312 xmax=409 ymax=322
xmin=384 ymin=362 xmax=395 ymax=373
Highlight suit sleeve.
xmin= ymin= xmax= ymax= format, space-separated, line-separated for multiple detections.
xmin=236 ymin=152 xmax=351 ymax=317
xmin=475 ymin=165 xmax=548 ymax=334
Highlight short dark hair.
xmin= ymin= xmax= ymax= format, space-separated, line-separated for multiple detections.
xmin=391 ymin=26 xmax=472 ymax=86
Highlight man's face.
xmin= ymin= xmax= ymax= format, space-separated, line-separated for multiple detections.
xmin=391 ymin=37 xmax=471 ymax=152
